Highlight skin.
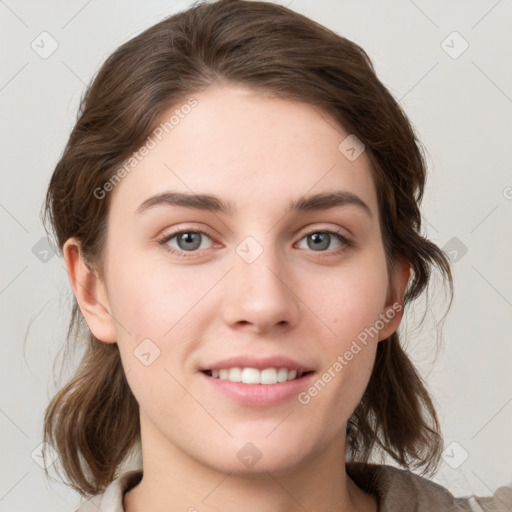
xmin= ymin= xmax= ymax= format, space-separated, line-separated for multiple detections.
xmin=64 ymin=84 xmax=409 ymax=512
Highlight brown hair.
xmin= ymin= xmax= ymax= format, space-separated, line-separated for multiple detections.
xmin=43 ymin=0 xmax=452 ymax=496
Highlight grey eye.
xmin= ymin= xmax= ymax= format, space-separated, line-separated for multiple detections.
xmin=297 ymin=231 xmax=345 ymax=252
xmin=166 ymin=231 xmax=213 ymax=252
xmin=177 ymin=232 xmax=202 ymax=251
xmin=307 ymin=232 xmax=331 ymax=251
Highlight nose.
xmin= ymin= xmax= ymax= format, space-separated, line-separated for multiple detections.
xmin=221 ymin=247 xmax=301 ymax=334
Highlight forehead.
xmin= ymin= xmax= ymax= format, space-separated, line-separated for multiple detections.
xmin=108 ymin=84 xmax=378 ymax=217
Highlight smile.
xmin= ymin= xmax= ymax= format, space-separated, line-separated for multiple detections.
xmin=203 ymin=367 xmax=312 ymax=384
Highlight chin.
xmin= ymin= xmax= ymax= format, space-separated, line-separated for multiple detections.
xmin=193 ymin=434 xmax=315 ymax=476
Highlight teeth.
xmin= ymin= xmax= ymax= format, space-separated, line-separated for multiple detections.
xmin=209 ymin=367 xmax=304 ymax=384
xmin=276 ymin=368 xmax=287 ymax=382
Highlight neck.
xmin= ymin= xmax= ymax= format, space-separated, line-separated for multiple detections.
xmin=124 ymin=413 xmax=377 ymax=512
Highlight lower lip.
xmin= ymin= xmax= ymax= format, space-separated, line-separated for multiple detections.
xmin=199 ymin=371 xmax=316 ymax=407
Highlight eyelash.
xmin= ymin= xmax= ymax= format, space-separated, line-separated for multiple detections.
xmin=157 ymin=228 xmax=353 ymax=259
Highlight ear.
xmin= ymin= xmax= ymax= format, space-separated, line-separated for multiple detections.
xmin=62 ymin=237 xmax=117 ymax=343
xmin=378 ymin=258 xmax=410 ymax=341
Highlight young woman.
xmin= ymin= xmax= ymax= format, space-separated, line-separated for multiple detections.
xmin=42 ymin=1 xmax=511 ymax=511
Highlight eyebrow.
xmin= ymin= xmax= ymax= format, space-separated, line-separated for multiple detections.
xmin=136 ymin=190 xmax=372 ymax=218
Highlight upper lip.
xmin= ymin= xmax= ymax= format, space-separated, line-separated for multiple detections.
xmin=199 ymin=355 xmax=314 ymax=373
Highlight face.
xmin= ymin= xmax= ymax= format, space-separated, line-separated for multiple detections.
xmin=79 ymin=84 xmax=404 ymax=475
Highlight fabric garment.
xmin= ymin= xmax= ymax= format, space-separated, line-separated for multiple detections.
xmin=76 ymin=463 xmax=512 ymax=511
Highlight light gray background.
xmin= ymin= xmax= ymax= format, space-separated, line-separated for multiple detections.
xmin=1 ymin=0 xmax=511 ymax=510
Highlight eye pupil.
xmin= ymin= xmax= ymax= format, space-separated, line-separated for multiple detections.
xmin=308 ymin=233 xmax=330 ymax=251
xmin=178 ymin=232 xmax=202 ymax=251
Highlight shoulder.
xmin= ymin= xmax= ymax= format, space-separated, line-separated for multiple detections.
xmin=74 ymin=465 xmax=512 ymax=512
xmin=76 ymin=470 xmax=143 ymax=512
xmin=346 ymin=462 xmax=512 ymax=512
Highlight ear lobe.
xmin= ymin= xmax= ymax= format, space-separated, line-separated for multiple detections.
xmin=378 ymin=259 xmax=410 ymax=341
xmin=62 ymin=238 xmax=117 ymax=343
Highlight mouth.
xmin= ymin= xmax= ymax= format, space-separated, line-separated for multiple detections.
xmin=201 ymin=367 xmax=314 ymax=385
xmin=199 ymin=358 xmax=317 ymax=406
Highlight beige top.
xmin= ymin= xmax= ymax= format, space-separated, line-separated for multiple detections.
xmin=76 ymin=463 xmax=512 ymax=511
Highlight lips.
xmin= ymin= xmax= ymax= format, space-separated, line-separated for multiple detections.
xmin=199 ymin=361 xmax=316 ymax=407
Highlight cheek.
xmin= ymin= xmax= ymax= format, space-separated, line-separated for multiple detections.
xmin=106 ymin=260 xmax=214 ymax=339
xmin=319 ymin=253 xmax=390 ymax=342
xmin=301 ymin=250 xmax=388 ymax=409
